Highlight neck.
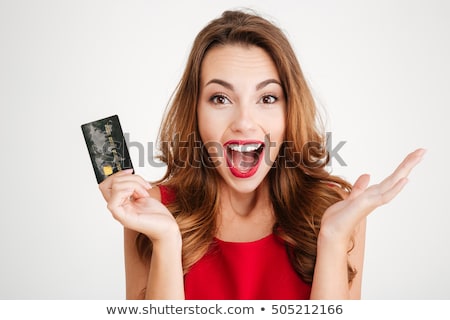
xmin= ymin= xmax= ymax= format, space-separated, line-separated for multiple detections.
xmin=216 ymin=179 xmax=275 ymax=241
xmin=221 ymin=180 xmax=270 ymax=214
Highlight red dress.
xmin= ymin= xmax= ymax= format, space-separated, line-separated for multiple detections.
xmin=160 ymin=186 xmax=312 ymax=300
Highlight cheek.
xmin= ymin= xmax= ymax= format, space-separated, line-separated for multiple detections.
xmin=268 ymin=118 xmax=286 ymax=161
xmin=197 ymin=105 xmax=221 ymax=142
xmin=197 ymin=109 xmax=228 ymax=168
xmin=197 ymin=106 xmax=209 ymax=139
xmin=266 ymin=110 xmax=286 ymax=138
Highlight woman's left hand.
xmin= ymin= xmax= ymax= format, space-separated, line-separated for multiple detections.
xmin=320 ymin=148 xmax=426 ymax=244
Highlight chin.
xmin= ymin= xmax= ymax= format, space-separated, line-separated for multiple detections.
xmin=219 ymin=167 xmax=271 ymax=194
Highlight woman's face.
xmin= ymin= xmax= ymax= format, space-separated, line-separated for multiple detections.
xmin=197 ymin=44 xmax=286 ymax=194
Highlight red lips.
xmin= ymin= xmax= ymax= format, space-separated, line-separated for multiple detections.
xmin=223 ymin=140 xmax=265 ymax=178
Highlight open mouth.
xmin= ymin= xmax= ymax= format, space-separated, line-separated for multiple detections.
xmin=224 ymin=140 xmax=265 ymax=178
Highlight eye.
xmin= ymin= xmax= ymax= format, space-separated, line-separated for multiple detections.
xmin=259 ymin=95 xmax=278 ymax=104
xmin=210 ymin=94 xmax=231 ymax=105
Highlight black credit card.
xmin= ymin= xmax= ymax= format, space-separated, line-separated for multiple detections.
xmin=81 ymin=115 xmax=133 ymax=184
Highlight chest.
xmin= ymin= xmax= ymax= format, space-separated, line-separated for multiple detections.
xmin=184 ymin=234 xmax=311 ymax=300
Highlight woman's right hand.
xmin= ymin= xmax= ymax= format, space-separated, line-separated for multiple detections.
xmin=98 ymin=169 xmax=180 ymax=242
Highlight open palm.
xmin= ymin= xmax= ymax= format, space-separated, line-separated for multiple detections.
xmin=320 ymin=148 xmax=425 ymax=243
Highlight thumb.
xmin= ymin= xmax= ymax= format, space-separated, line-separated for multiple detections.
xmin=348 ymin=174 xmax=371 ymax=200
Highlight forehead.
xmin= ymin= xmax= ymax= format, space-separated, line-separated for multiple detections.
xmin=200 ymin=44 xmax=280 ymax=82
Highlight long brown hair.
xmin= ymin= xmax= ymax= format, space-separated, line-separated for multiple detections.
xmin=136 ymin=9 xmax=355 ymax=284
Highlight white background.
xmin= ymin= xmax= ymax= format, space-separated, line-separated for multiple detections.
xmin=0 ymin=0 xmax=449 ymax=299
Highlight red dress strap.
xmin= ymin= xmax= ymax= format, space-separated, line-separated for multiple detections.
xmin=159 ymin=185 xmax=176 ymax=205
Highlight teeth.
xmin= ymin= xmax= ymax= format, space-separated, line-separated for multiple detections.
xmin=227 ymin=143 xmax=261 ymax=152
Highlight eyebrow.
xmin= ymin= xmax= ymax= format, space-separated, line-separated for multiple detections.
xmin=204 ymin=78 xmax=282 ymax=91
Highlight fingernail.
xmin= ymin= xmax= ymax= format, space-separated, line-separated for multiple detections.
xmin=416 ymin=148 xmax=427 ymax=157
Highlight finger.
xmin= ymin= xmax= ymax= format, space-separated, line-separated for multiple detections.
xmin=119 ymin=173 xmax=151 ymax=189
xmin=393 ymin=148 xmax=425 ymax=178
xmin=100 ymin=172 xmax=151 ymax=202
xmin=348 ymin=174 xmax=371 ymax=200
xmin=109 ymin=171 xmax=152 ymax=191
xmin=355 ymin=176 xmax=408 ymax=215
xmin=106 ymin=184 xmax=152 ymax=225
xmin=379 ymin=148 xmax=425 ymax=193
xmin=103 ymin=168 xmax=134 ymax=183
xmin=111 ymin=181 xmax=151 ymax=200
xmin=98 ymin=182 xmax=111 ymax=201
xmin=114 ymin=168 xmax=135 ymax=175
xmin=376 ymin=177 xmax=409 ymax=206
xmin=99 ymin=169 xmax=134 ymax=191
xmin=107 ymin=186 xmax=134 ymax=217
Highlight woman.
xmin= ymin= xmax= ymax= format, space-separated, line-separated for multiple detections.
xmin=99 ymin=9 xmax=424 ymax=300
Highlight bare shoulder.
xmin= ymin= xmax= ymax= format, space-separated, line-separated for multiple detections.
xmin=147 ymin=185 xmax=161 ymax=201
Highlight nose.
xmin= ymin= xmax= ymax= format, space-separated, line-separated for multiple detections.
xmin=230 ymin=104 xmax=257 ymax=134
